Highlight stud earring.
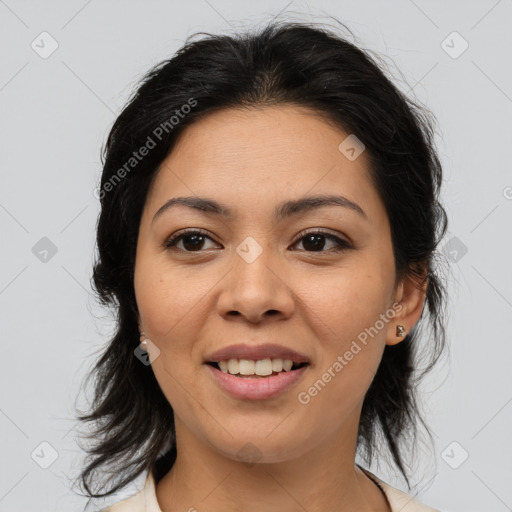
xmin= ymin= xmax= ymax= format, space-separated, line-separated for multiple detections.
xmin=396 ymin=325 xmax=406 ymax=337
xmin=139 ymin=328 xmax=148 ymax=349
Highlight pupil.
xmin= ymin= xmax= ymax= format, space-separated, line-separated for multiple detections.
xmin=184 ymin=234 xmax=204 ymax=251
xmin=303 ymin=234 xmax=325 ymax=251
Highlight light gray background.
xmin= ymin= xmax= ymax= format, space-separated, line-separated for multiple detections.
xmin=1 ymin=1 xmax=511 ymax=511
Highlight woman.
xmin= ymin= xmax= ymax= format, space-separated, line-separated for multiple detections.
xmin=76 ymin=20 xmax=447 ymax=512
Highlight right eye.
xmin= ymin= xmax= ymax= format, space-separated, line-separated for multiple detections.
xmin=164 ymin=229 xmax=219 ymax=252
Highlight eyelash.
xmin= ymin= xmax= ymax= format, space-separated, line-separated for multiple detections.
xmin=163 ymin=228 xmax=352 ymax=254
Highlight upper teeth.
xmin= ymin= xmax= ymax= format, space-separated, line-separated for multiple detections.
xmin=218 ymin=358 xmax=296 ymax=376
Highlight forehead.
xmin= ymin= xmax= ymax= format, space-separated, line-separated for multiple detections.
xmin=145 ymin=105 xmax=385 ymax=225
xmin=168 ymin=104 xmax=362 ymax=166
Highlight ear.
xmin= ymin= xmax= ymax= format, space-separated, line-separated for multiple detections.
xmin=386 ymin=264 xmax=428 ymax=346
xmin=136 ymin=312 xmax=142 ymax=333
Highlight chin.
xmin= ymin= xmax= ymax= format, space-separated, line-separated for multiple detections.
xmin=210 ymin=432 xmax=311 ymax=465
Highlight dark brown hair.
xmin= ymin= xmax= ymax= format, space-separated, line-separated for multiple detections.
xmin=73 ymin=19 xmax=448 ymax=506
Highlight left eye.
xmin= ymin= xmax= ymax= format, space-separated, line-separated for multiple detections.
xmin=293 ymin=231 xmax=351 ymax=252
xmin=164 ymin=230 xmax=352 ymax=253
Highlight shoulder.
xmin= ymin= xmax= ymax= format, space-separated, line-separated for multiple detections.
xmin=99 ymin=471 xmax=162 ymax=512
xmin=361 ymin=468 xmax=441 ymax=512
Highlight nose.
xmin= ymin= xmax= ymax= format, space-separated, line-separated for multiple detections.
xmin=216 ymin=247 xmax=295 ymax=324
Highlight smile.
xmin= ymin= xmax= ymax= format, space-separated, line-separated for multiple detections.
xmin=205 ymin=360 xmax=310 ymax=400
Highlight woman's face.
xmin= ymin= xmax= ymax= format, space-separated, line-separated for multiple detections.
xmin=134 ymin=105 xmax=420 ymax=463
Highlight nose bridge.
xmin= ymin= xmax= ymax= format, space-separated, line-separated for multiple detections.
xmin=235 ymin=237 xmax=277 ymax=290
xmin=217 ymin=235 xmax=294 ymax=322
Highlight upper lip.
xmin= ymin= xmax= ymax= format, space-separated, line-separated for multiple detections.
xmin=204 ymin=343 xmax=310 ymax=363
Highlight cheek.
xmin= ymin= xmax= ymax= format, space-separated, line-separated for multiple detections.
xmin=295 ymin=294 xmax=388 ymax=434
xmin=299 ymin=265 xmax=393 ymax=343
xmin=134 ymin=258 xmax=210 ymax=342
xmin=295 ymin=268 xmax=392 ymax=404
xmin=134 ymin=259 xmax=212 ymax=400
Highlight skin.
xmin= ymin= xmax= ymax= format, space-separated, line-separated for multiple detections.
xmin=134 ymin=105 xmax=427 ymax=512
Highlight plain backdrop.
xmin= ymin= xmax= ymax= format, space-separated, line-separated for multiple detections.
xmin=1 ymin=1 xmax=511 ymax=511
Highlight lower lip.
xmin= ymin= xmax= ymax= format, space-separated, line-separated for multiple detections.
xmin=205 ymin=363 xmax=309 ymax=400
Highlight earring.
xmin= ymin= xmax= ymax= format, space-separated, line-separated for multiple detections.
xmin=139 ymin=328 xmax=148 ymax=349
xmin=396 ymin=325 xmax=406 ymax=337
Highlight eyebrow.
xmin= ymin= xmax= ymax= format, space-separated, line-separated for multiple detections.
xmin=152 ymin=194 xmax=367 ymax=224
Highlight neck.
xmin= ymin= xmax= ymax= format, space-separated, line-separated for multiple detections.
xmin=155 ymin=415 xmax=390 ymax=512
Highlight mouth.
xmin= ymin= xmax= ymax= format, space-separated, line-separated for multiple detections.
xmin=205 ymin=360 xmax=310 ymax=378
xmin=203 ymin=343 xmax=311 ymax=398
xmin=204 ymin=359 xmax=310 ymax=400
